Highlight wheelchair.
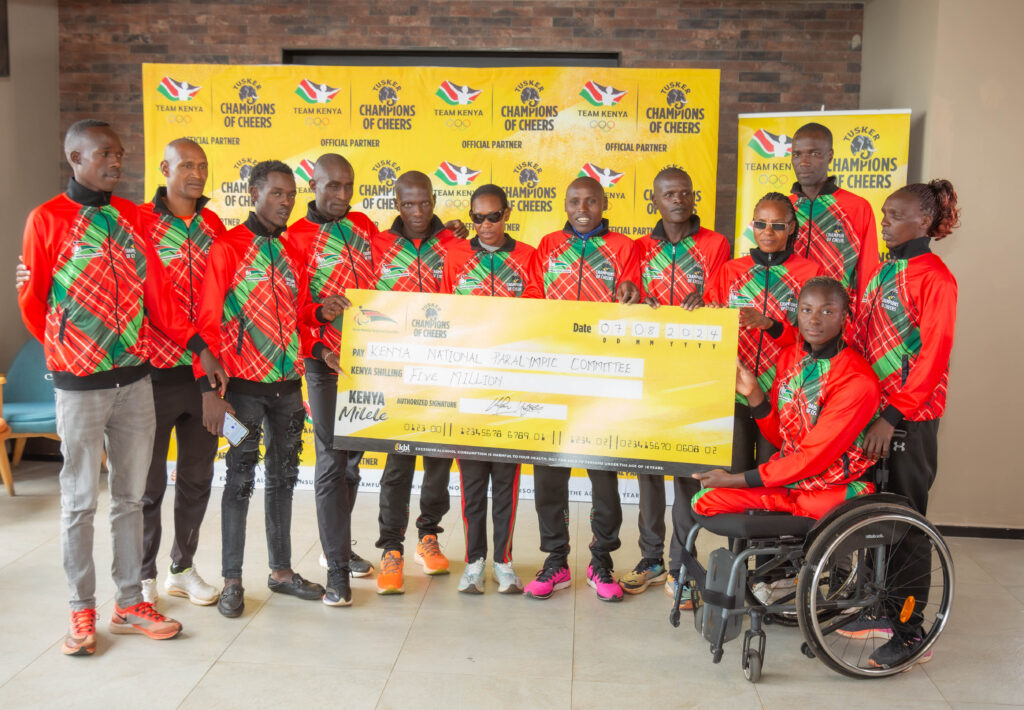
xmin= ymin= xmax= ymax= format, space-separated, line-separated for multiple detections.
xmin=669 ymin=446 xmax=955 ymax=682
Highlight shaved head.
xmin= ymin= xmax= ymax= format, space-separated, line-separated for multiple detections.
xmin=395 ymin=170 xmax=433 ymax=199
xmin=313 ymin=152 xmax=353 ymax=181
xmin=568 ymin=176 xmax=604 ymax=198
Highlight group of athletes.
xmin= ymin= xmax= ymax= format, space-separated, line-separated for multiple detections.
xmin=16 ymin=118 xmax=959 ymax=672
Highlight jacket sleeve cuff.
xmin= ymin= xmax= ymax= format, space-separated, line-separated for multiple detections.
xmin=312 ymin=342 xmax=327 ymax=362
xmin=743 ymin=467 xmax=764 ymax=488
xmin=187 ymin=335 xmax=208 ymax=356
xmin=315 ymin=306 xmax=330 ymax=324
xmin=766 ymin=319 xmax=785 ymax=339
xmin=749 ymin=398 xmax=772 ymax=420
xmin=197 ymin=377 xmax=216 ymax=394
xmin=881 ymin=405 xmax=904 ymax=427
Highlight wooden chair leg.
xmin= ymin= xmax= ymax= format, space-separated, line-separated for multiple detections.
xmin=0 ymin=440 xmax=14 ymax=496
xmin=12 ymin=438 xmax=27 ymax=467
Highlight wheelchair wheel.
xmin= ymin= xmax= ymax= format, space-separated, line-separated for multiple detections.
xmin=797 ymin=505 xmax=954 ymax=678
xmin=743 ymin=649 xmax=762 ymax=683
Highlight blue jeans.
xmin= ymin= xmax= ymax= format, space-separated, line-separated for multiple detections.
xmin=221 ymin=386 xmax=305 ymax=578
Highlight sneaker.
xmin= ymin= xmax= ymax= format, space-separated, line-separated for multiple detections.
xmin=141 ymin=578 xmax=158 ymax=604
xmin=319 ymin=545 xmax=374 ymax=578
xmin=377 ymin=551 xmax=405 ymax=595
xmin=586 ymin=564 xmax=624 ymax=602
xmin=62 ymin=608 xmax=97 ymax=656
xmin=868 ymin=635 xmax=933 ymax=670
xmin=267 ymin=573 xmax=325 ymax=601
xmin=524 ymin=566 xmax=571 ymax=599
xmin=836 ymin=613 xmax=894 ymax=640
xmin=493 ymin=561 xmax=523 ymax=594
xmin=109 ymin=601 xmax=182 ymax=640
xmin=218 ymin=583 xmax=245 ymax=618
xmin=665 ymin=573 xmax=694 ymax=610
xmin=164 ymin=566 xmax=218 ymax=606
xmin=752 ymin=577 xmax=797 ymax=605
xmin=458 ymin=557 xmax=485 ymax=594
xmin=619 ymin=557 xmax=668 ymax=594
xmin=415 ymin=534 xmax=450 ymax=575
xmin=323 ymin=568 xmax=352 ymax=607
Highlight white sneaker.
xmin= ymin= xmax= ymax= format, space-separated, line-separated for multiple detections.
xmin=458 ymin=558 xmax=485 ymax=594
xmin=752 ymin=577 xmax=797 ymax=605
xmin=493 ymin=561 xmax=523 ymax=594
xmin=141 ymin=578 xmax=158 ymax=604
xmin=319 ymin=552 xmax=328 ymax=570
xmin=164 ymin=566 xmax=219 ymax=606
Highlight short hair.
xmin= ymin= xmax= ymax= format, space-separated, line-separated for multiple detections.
xmin=800 ymin=276 xmax=850 ymax=313
xmin=64 ymin=119 xmax=111 ymax=156
xmin=794 ymin=122 xmax=833 ymax=147
xmin=313 ymin=153 xmax=353 ymax=178
xmin=470 ymin=183 xmax=509 ymax=211
xmin=653 ymin=167 xmax=691 ymax=184
xmin=395 ymin=170 xmax=433 ymax=198
xmin=895 ymin=179 xmax=962 ymax=240
xmin=567 ymin=175 xmax=604 ymax=198
xmin=249 ymin=160 xmax=293 ymax=190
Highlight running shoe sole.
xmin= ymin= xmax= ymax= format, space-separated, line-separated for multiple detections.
xmin=586 ymin=577 xmax=624 ymax=602
xmin=458 ymin=582 xmax=484 ymax=594
xmin=414 ymin=552 xmax=450 ymax=575
xmin=869 ymin=650 xmax=933 ymax=671
xmin=108 ymin=619 xmax=181 ymax=640
xmin=376 ymin=585 xmax=404 ymax=595
xmin=165 ymin=587 xmax=218 ymax=606
xmin=524 ymin=580 xmax=571 ymax=600
xmin=61 ymin=638 xmax=95 ymax=656
xmin=836 ymin=627 xmax=895 ymax=640
xmin=322 ymin=595 xmax=353 ymax=607
xmin=621 ymin=571 xmax=668 ymax=594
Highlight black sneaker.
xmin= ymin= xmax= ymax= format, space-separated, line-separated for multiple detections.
xmin=267 ymin=573 xmax=325 ymax=601
xmin=323 ymin=568 xmax=352 ymax=607
xmin=217 ymin=583 xmax=245 ymax=618
xmin=868 ymin=634 xmax=932 ymax=670
xmin=350 ymin=550 xmax=374 ymax=578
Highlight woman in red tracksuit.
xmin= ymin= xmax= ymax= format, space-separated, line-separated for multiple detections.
xmin=846 ymin=179 xmax=960 ymax=668
xmin=692 ymin=276 xmax=880 ymax=518
xmin=704 ymin=192 xmax=822 ymax=473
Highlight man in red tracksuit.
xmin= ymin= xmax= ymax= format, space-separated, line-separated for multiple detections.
xmin=789 ymin=122 xmax=879 ymax=310
xmin=521 ymin=176 xmax=641 ymax=603
xmin=18 ymin=120 xmax=226 ymax=656
xmin=136 ymin=138 xmax=226 ymax=608
xmin=286 ymin=153 xmax=379 ymax=606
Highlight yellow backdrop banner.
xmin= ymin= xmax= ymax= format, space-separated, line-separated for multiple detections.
xmin=734 ymin=109 xmax=910 ymax=255
xmin=333 ymin=290 xmax=737 ymax=475
xmin=142 ymin=63 xmax=720 ymax=242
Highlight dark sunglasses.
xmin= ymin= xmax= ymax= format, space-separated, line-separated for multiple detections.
xmin=469 ymin=210 xmax=505 ymax=224
xmin=751 ymin=220 xmax=790 ymax=231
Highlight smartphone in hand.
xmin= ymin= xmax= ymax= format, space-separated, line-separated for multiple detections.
xmin=223 ymin=411 xmax=249 ymax=447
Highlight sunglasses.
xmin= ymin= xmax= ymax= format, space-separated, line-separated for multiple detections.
xmin=469 ymin=210 xmax=505 ymax=224
xmin=751 ymin=220 xmax=790 ymax=232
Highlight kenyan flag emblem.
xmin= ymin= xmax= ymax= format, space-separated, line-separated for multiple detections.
xmin=295 ymin=159 xmax=315 ymax=182
xmin=435 ymin=161 xmax=481 ymax=186
xmin=580 ymin=80 xmax=627 ymax=106
xmin=748 ymin=129 xmax=792 ymax=158
xmin=157 ymin=77 xmax=201 ymax=102
xmin=295 ymin=79 xmax=340 ymax=104
xmin=436 ymin=80 xmax=482 ymax=105
xmin=579 ymin=163 xmax=624 ymax=188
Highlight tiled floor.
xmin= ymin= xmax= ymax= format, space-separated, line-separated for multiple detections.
xmin=1 ymin=461 xmax=1022 ymax=709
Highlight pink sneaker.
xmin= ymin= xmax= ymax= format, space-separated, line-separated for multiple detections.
xmin=523 ymin=566 xmax=571 ymax=599
xmin=587 ymin=564 xmax=623 ymax=602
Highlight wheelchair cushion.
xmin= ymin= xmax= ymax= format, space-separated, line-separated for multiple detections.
xmin=694 ymin=511 xmax=816 ymax=539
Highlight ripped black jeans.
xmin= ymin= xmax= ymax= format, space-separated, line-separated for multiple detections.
xmin=221 ymin=386 xmax=305 ymax=578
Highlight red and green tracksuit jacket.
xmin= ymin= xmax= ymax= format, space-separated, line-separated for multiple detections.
xmin=286 ymin=202 xmax=377 ymax=363
xmin=441 ymin=236 xmax=536 ymax=297
xmin=790 ymin=177 xmax=879 ymax=307
xmin=371 ymin=216 xmax=457 ymax=293
xmin=19 ymin=180 xmax=205 ymax=391
xmin=522 ymin=220 xmax=640 ymax=302
xmin=196 ymin=212 xmax=322 ymax=392
xmin=850 ymin=237 xmax=957 ymax=424
xmin=705 ymin=247 xmax=822 ymax=399
xmin=635 ymin=217 xmax=730 ymax=305
xmin=138 ymin=188 xmax=226 ymax=381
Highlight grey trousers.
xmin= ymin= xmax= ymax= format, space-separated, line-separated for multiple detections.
xmin=56 ymin=376 xmax=156 ymax=611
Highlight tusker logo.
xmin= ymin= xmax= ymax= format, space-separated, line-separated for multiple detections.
xmin=158 ymin=76 xmax=201 ymax=102
xmin=516 ymin=79 xmax=544 ymax=106
xmin=358 ymin=159 xmax=401 ymax=206
xmin=375 ymin=79 xmax=401 ymax=105
xmin=500 ymin=80 xmax=558 ymax=132
xmin=579 ymin=162 xmax=624 ymax=188
xmin=748 ymin=129 xmax=792 ymax=159
xmin=219 ymin=158 xmax=258 ymax=208
xmin=506 ymin=161 xmax=556 ymax=213
xmin=412 ymin=303 xmax=451 ymax=339
xmin=435 ymin=161 xmax=480 ymax=186
xmin=844 ymin=126 xmax=881 ymax=158
xmin=295 ymin=79 xmax=340 ymax=105
xmin=294 ymin=159 xmax=315 ymax=183
xmin=515 ymin=161 xmax=542 ymax=188
xmin=645 ymin=83 xmax=705 ymax=133
xmin=436 ymin=80 xmax=481 ymax=105
xmin=221 ymin=79 xmax=275 ymax=128
xmin=662 ymin=81 xmax=690 ymax=108
xmin=580 ymin=80 xmax=627 ymax=106
xmin=359 ymin=80 xmax=414 ymax=130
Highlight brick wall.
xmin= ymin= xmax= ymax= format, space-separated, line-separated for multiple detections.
xmin=58 ymin=0 xmax=863 ymax=239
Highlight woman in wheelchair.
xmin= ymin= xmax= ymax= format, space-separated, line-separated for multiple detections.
xmin=678 ymin=277 xmax=955 ymax=680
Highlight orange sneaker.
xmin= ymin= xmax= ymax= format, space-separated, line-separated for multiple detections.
xmin=377 ymin=551 xmax=405 ymax=595
xmin=414 ymin=534 xmax=450 ymax=575
xmin=109 ymin=601 xmax=182 ymax=640
xmin=62 ymin=608 xmax=97 ymax=656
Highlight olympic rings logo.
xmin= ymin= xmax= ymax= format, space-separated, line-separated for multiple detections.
xmin=757 ymin=174 xmax=788 ymax=185
xmin=589 ymin=120 xmax=616 ymax=131
xmin=166 ymin=114 xmax=192 ymax=125
xmin=305 ymin=117 xmax=330 ymax=127
xmin=443 ymin=198 xmax=470 ymax=209
xmin=446 ymin=118 xmax=472 ymax=130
